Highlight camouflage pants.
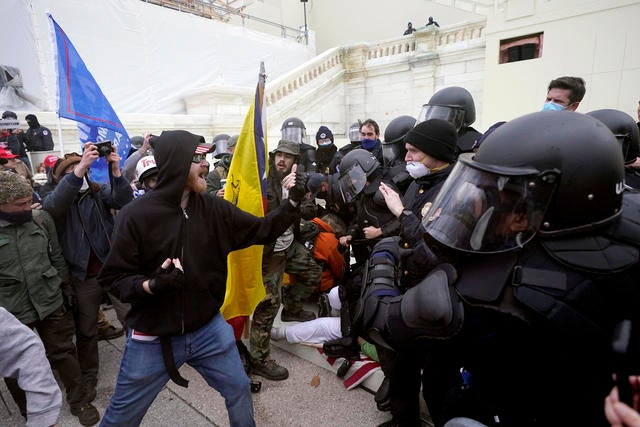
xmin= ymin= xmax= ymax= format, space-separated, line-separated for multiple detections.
xmin=249 ymin=241 xmax=322 ymax=362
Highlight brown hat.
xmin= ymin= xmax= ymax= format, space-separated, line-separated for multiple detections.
xmin=0 ymin=171 xmax=32 ymax=205
xmin=53 ymin=152 xmax=82 ymax=182
xmin=274 ymin=139 xmax=300 ymax=156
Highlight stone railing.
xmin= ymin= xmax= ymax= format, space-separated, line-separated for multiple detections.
xmin=265 ymin=48 xmax=345 ymax=106
xmin=264 ymin=19 xmax=486 ymax=109
xmin=435 ymin=20 xmax=485 ymax=47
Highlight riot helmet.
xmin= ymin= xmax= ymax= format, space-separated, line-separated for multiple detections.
xmin=349 ymin=121 xmax=362 ymax=143
xmin=281 ymin=117 xmax=307 ymax=144
xmin=212 ymin=133 xmax=231 ymax=158
xmin=422 ymin=111 xmax=624 ymax=253
xmin=417 ymin=86 xmax=476 ymax=131
xmin=338 ymin=148 xmax=380 ymax=203
xmin=586 ymin=109 xmax=640 ymax=165
xmin=383 ymin=115 xmax=415 ymax=164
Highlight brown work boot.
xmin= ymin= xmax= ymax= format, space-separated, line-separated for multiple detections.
xmin=97 ymin=324 xmax=124 ymax=341
xmin=251 ymin=359 xmax=289 ymax=381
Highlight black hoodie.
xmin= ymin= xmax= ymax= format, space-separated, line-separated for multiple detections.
xmin=98 ymin=130 xmax=299 ymax=335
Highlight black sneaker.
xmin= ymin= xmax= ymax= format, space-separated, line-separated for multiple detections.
xmin=281 ymin=309 xmax=316 ymax=322
xmin=375 ymin=376 xmax=391 ymax=412
xmin=97 ymin=325 xmax=124 ymax=341
xmin=251 ymin=359 xmax=289 ymax=381
xmin=70 ymin=403 xmax=100 ymax=426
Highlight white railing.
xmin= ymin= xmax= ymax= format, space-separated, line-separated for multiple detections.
xmin=264 ymin=19 xmax=486 ymax=109
xmin=265 ymin=48 xmax=346 ymax=106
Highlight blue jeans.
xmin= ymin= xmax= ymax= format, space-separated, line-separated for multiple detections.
xmin=100 ymin=313 xmax=255 ymax=427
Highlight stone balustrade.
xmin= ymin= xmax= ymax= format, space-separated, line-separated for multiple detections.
xmin=264 ymin=19 xmax=486 ymax=110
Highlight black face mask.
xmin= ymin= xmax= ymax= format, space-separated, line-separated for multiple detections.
xmin=0 ymin=210 xmax=33 ymax=224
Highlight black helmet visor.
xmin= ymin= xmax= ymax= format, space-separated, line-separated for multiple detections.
xmin=349 ymin=126 xmax=362 ymax=142
xmin=416 ymin=104 xmax=466 ymax=132
xmin=338 ymin=163 xmax=367 ymax=203
xmin=281 ymin=127 xmax=306 ymax=144
xmin=422 ymin=154 xmax=558 ymax=253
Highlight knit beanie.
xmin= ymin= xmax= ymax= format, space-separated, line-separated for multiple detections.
xmin=315 ymin=126 xmax=334 ymax=145
xmin=404 ymin=119 xmax=457 ymax=163
xmin=53 ymin=152 xmax=82 ymax=182
xmin=0 ymin=171 xmax=33 ymax=205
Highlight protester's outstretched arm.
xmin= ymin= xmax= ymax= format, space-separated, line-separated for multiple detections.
xmin=605 ymin=376 xmax=640 ymax=427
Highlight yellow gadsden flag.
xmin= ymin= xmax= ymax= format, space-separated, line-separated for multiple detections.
xmin=220 ymin=62 xmax=269 ymax=321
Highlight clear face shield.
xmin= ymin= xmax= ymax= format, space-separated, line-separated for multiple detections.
xmin=338 ymin=163 xmax=368 ymax=203
xmin=382 ymin=141 xmax=406 ymax=166
xmin=416 ymin=104 xmax=466 ymax=132
xmin=349 ymin=126 xmax=362 ymax=142
xmin=422 ymin=154 xmax=558 ymax=253
xmin=281 ymin=127 xmax=307 ymax=145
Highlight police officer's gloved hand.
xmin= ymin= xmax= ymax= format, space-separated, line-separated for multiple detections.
xmin=149 ymin=264 xmax=184 ymax=295
xmin=289 ymin=172 xmax=309 ymax=203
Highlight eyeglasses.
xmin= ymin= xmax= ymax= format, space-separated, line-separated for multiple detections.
xmin=192 ymin=153 xmax=207 ymax=163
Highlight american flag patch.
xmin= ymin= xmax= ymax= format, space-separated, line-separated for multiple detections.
xmin=195 ymin=144 xmax=212 ymax=154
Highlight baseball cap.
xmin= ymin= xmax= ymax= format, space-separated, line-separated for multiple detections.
xmin=43 ymin=155 xmax=60 ymax=169
xmin=0 ymin=148 xmax=18 ymax=159
xmin=195 ymin=142 xmax=215 ymax=155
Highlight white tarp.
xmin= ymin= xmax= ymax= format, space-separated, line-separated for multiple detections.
xmin=1 ymin=0 xmax=314 ymax=114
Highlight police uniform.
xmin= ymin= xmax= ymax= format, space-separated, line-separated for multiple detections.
xmin=359 ymin=112 xmax=640 ymax=426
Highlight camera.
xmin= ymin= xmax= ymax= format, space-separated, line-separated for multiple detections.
xmin=94 ymin=141 xmax=113 ymax=157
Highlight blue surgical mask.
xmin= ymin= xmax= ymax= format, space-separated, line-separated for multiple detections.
xmin=541 ymin=102 xmax=566 ymax=112
xmin=361 ymin=138 xmax=378 ymax=150
xmin=405 ymin=161 xmax=430 ymax=179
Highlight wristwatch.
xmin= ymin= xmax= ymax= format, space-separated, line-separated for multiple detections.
xmin=399 ymin=209 xmax=413 ymax=221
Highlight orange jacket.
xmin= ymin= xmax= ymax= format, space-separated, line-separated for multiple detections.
xmin=311 ymin=217 xmax=346 ymax=292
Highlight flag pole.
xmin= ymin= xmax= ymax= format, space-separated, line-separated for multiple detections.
xmin=56 ymin=117 xmax=65 ymax=156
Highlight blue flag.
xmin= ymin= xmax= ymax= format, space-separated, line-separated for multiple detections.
xmin=48 ymin=14 xmax=130 ymax=183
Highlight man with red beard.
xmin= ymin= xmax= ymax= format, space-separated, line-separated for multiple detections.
xmin=98 ymin=130 xmax=306 ymax=426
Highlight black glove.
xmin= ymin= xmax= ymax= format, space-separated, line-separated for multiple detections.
xmin=149 ymin=264 xmax=184 ymax=295
xmin=288 ymin=172 xmax=309 ymax=203
xmin=61 ymin=281 xmax=77 ymax=311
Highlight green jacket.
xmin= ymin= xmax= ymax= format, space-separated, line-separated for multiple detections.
xmin=0 ymin=210 xmax=68 ymax=324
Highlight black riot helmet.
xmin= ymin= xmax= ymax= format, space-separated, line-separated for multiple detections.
xmin=338 ymin=148 xmax=380 ymax=202
xmin=586 ymin=109 xmax=640 ymax=165
xmin=212 ymin=133 xmax=231 ymax=158
xmin=349 ymin=121 xmax=362 ymax=143
xmin=383 ymin=115 xmax=415 ymax=164
xmin=422 ymin=111 xmax=625 ymax=253
xmin=281 ymin=117 xmax=307 ymax=144
xmin=417 ymin=86 xmax=476 ymax=132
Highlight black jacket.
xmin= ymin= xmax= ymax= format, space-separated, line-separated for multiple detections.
xmin=98 ymin=130 xmax=299 ymax=335
xmin=43 ymin=170 xmax=133 ymax=280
